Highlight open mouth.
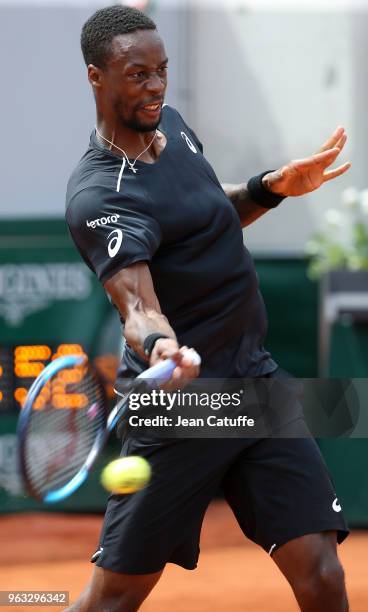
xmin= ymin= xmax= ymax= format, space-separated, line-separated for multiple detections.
xmin=140 ymin=103 xmax=162 ymax=116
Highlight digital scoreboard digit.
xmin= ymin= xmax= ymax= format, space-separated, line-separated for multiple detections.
xmin=0 ymin=347 xmax=15 ymax=411
xmin=0 ymin=344 xmax=118 ymax=412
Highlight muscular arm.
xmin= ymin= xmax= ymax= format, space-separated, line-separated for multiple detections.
xmin=104 ymin=261 xmax=200 ymax=383
xmin=222 ymin=181 xmax=271 ymax=228
xmin=104 ymin=261 xmax=176 ymax=361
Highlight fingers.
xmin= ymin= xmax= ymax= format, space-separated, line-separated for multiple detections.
xmin=274 ymin=128 xmax=351 ymax=195
xmin=335 ymin=132 xmax=347 ymax=152
xmin=162 ymin=366 xmax=199 ymax=391
xmin=317 ymin=126 xmax=345 ymax=153
xmin=311 ymin=147 xmax=341 ymax=166
xmin=179 ymin=347 xmax=200 ymax=368
xmin=168 ymin=347 xmax=200 ymax=390
xmin=305 ymin=147 xmax=351 ymax=176
xmin=293 ymin=141 xmax=351 ymax=180
xmin=293 ymin=147 xmax=342 ymax=171
xmin=151 ymin=341 xmax=200 ymax=391
xmin=151 ymin=338 xmax=182 ymax=358
xmin=323 ymin=162 xmax=352 ymax=182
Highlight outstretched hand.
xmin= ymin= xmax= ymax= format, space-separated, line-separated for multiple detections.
xmin=263 ymin=126 xmax=351 ymax=197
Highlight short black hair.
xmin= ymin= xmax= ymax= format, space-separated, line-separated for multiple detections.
xmin=81 ymin=4 xmax=157 ymax=68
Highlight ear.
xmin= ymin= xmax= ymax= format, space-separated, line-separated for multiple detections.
xmin=87 ymin=64 xmax=104 ymax=90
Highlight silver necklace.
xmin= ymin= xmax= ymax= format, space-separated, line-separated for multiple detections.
xmin=95 ymin=126 xmax=158 ymax=174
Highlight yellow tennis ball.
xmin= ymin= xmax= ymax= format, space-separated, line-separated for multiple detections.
xmin=101 ymin=456 xmax=151 ymax=494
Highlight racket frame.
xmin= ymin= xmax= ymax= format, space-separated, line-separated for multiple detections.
xmin=17 ymin=350 xmax=201 ymax=503
xmin=44 ymin=392 xmax=130 ymax=503
xmin=17 ymin=355 xmax=109 ymax=503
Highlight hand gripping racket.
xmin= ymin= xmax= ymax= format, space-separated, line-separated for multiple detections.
xmin=17 ymin=349 xmax=201 ymax=503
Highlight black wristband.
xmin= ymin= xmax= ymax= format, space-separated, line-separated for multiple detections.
xmin=247 ymin=170 xmax=286 ymax=209
xmin=143 ymin=333 xmax=170 ymax=358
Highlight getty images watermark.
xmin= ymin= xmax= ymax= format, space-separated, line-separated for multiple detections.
xmin=116 ymin=378 xmax=367 ymax=439
xmin=127 ymin=388 xmax=255 ymax=429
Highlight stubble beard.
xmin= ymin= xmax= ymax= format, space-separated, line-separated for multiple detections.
xmin=115 ymin=102 xmax=162 ymax=133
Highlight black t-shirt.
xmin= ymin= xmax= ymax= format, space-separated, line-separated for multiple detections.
xmin=66 ymin=105 xmax=276 ymax=377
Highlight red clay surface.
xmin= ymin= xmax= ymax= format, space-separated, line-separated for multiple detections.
xmin=0 ymin=501 xmax=366 ymax=611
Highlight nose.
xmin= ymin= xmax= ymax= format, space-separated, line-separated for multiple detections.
xmin=145 ymin=72 xmax=166 ymax=93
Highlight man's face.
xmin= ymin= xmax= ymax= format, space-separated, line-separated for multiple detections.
xmin=97 ymin=29 xmax=168 ymax=132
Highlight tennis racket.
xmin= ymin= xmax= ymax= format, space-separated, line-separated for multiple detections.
xmin=17 ymin=349 xmax=201 ymax=503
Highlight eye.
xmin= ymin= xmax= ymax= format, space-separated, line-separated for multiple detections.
xmin=158 ymin=66 xmax=168 ymax=75
xmin=130 ymin=71 xmax=146 ymax=81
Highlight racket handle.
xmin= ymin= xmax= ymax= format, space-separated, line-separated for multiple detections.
xmin=137 ymin=349 xmax=201 ymax=388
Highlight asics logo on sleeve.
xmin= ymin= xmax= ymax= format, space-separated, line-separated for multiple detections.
xmin=86 ymin=214 xmax=120 ymax=229
xmin=108 ymin=229 xmax=123 ymax=258
xmin=332 ymin=498 xmax=342 ymax=513
xmin=181 ymin=131 xmax=197 ymax=154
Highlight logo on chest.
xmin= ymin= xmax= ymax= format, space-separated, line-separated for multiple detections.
xmin=86 ymin=214 xmax=120 ymax=229
xmin=181 ymin=131 xmax=197 ymax=154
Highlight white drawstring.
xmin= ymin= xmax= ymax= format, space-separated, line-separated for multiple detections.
xmin=116 ymin=157 xmax=126 ymax=193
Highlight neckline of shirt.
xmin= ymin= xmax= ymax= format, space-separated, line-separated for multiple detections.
xmin=90 ymin=123 xmax=169 ymax=171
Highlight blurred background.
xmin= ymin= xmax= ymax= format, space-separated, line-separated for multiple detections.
xmin=1 ymin=0 xmax=368 ymax=610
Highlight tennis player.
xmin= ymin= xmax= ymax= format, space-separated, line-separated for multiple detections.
xmin=65 ymin=6 xmax=350 ymax=611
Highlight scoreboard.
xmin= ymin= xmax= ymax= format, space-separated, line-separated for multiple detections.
xmin=0 ymin=220 xmax=124 ymax=513
xmin=0 ymin=220 xmax=123 ymax=415
xmin=0 ymin=344 xmax=119 ymax=412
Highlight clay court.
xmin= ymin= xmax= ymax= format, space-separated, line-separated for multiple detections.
xmin=1 ymin=500 xmax=366 ymax=612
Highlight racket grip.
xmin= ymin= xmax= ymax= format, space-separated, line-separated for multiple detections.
xmin=137 ymin=349 xmax=201 ymax=388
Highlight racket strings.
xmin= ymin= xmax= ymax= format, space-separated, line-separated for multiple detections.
xmin=24 ymin=367 xmax=106 ymax=499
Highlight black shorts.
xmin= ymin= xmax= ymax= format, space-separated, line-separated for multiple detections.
xmin=93 ymin=373 xmax=349 ymax=575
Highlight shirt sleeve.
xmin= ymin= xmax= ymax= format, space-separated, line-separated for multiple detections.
xmin=65 ymin=185 xmax=162 ymax=284
xmin=186 ymin=125 xmax=203 ymax=154
xmin=169 ymin=106 xmax=204 ymax=154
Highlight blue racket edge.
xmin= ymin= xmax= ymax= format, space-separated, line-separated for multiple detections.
xmin=44 ymin=391 xmax=129 ymax=503
xmin=17 ymin=350 xmax=201 ymax=503
xmin=17 ymin=355 xmax=88 ymax=502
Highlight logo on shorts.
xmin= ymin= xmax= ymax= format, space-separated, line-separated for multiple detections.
xmin=91 ymin=546 xmax=104 ymax=562
xmin=107 ymin=229 xmax=123 ymax=258
xmin=181 ymin=131 xmax=197 ymax=154
xmin=86 ymin=214 xmax=120 ymax=229
xmin=332 ymin=498 xmax=342 ymax=513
